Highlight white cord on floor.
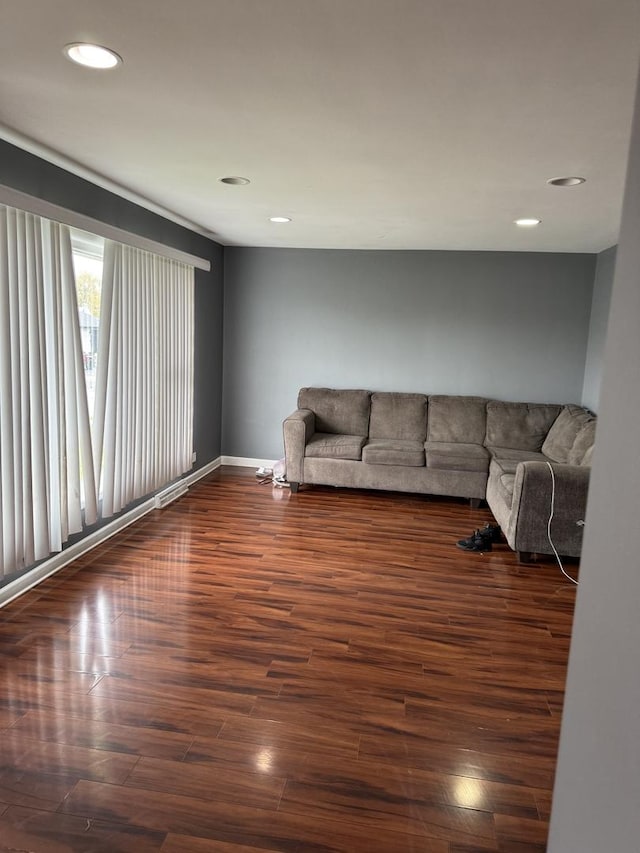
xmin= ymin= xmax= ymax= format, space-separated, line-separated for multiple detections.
xmin=546 ymin=461 xmax=579 ymax=586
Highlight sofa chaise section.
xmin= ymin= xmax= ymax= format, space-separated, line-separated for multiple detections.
xmin=486 ymin=403 xmax=595 ymax=560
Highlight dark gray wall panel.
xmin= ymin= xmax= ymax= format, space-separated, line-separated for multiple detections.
xmin=222 ymin=247 xmax=596 ymax=459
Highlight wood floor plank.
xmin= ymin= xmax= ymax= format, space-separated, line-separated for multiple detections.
xmin=0 ymin=467 xmax=577 ymax=851
xmin=161 ymin=835 xmax=283 ymax=853
xmin=184 ymin=735 xmax=338 ymax=779
xmin=0 ymin=767 xmax=75 ymax=812
xmin=216 ymin=715 xmax=360 ymax=758
xmin=94 ymin=650 xmax=283 ymax=697
xmin=278 ymin=774 xmax=497 ymax=844
xmin=89 ymin=674 xmax=257 ymax=717
xmin=62 ymin=779 xmax=450 ymax=852
xmin=535 ymin=788 xmax=553 ymax=822
xmin=10 ymin=710 xmax=194 ymax=760
xmin=126 ymin=632 xmax=313 ymax=667
xmin=358 ymin=732 xmax=557 ymax=789
xmin=11 ymin=690 xmax=228 ymax=738
xmin=2 ymin=661 xmax=102 ymax=695
xmin=279 ymin=752 xmax=541 ymax=821
xmin=0 ymin=731 xmax=139 ymax=783
xmin=494 ymin=812 xmax=550 ymax=851
xmin=0 ymin=804 xmax=167 ymax=852
xmin=17 ymin=635 xmax=133 ymax=664
xmin=124 ymin=755 xmax=286 ymax=810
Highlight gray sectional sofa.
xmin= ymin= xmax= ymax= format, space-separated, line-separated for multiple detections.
xmin=283 ymin=388 xmax=596 ymax=562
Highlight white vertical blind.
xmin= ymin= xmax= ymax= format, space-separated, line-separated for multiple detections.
xmin=94 ymin=240 xmax=194 ymax=520
xmin=0 ymin=206 xmax=195 ymax=582
xmin=0 ymin=206 xmax=96 ymax=579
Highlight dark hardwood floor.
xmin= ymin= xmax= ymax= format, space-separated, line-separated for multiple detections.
xmin=0 ymin=466 xmax=577 ymax=852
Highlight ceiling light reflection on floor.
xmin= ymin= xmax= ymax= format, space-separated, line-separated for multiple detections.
xmin=453 ymin=776 xmax=486 ymax=809
xmin=255 ymin=748 xmax=273 ymax=772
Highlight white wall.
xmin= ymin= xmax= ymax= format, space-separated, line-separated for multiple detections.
xmin=548 ymin=67 xmax=640 ymax=851
xmin=222 ymin=248 xmax=595 ymax=458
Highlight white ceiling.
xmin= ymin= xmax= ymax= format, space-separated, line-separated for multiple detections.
xmin=1 ymin=0 xmax=639 ymax=252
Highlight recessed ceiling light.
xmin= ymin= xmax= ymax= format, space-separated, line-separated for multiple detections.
xmin=219 ymin=176 xmax=250 ymax=185
xmin=269 ymin=216 xmax=291 ymax=223
xmin=547 ymin=176 xmax=586 ymax=187
xmin=514 ymin=218 xmax=541 ymax=227
xmin=63 ymin=43 xmax=122 ymax=69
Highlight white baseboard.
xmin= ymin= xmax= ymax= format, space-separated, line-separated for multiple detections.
xmin=0 ymin=455 xmax=223 ymax=610
xmin=221 ymin=456 xmax=278 ymax=469
xmin=182 ymin=456 xmax=222 ymax=485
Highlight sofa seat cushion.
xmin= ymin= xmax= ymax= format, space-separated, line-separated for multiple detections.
xmin=542 ymin=405 xmax=594 ymax=463
xmin=362 ymin=439 xmax=425 ymax=467
xmin=485 ymin=401 xmax=562 ymax=451
xmin=425 ymin=442 xmax=489 ymax=473
xmin=305 ymin=432 xmax=366 ymax=461
xmin=489 ymin=447 xmax=546 ymax=476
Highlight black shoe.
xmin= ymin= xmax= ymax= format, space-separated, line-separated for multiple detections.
xmin=456 ymin=529 xmax=493 ymax=552
xmin=480 ymin=523 xmax=502 ymax=543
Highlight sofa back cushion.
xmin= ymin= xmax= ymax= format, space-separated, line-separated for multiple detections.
xmin=485 ymin=401 xmax=562 ymax=451
xmin=427 ymin=396 xmax=488 ymax=444
xmin=369 ymin=392 xmax=428 ymax=441
xmin=542 ymin=405 xmax=594 ymax=463
xmin=297 ymin=387 xmax=371 ymax=436
xmin=568 ymin=418 xmax=597 ymax=465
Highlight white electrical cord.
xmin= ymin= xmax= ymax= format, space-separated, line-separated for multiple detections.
xmin=546 ymin=461 xmax=579 ymax=586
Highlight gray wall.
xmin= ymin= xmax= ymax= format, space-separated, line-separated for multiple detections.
xmin=548 ymin=66 xmax=640 ymax=851
xmin=222 ymin=248 xmax=595 ymax=459
xmin=581 ymin=245 xmax=617 ymax=412
xmin=0 ymin=140 xmax=224 ymax=470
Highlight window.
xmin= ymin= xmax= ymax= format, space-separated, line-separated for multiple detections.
xmin=71 ymin=229 xmax=104 ymax=426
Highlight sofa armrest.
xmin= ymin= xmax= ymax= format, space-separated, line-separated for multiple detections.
xmin=510 ymin=461 xmax=590 ymax=557
xmin=283 ymin=409 xmax=316 ymax=484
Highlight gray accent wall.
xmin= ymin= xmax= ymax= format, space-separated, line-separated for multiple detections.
xmin=0 ymin=139 xmax=224 ymax=470
xmin=581 ymin=245 xmax=616 ymax=413
xmin=548 ymin=65 xmax=640 ymax=852
xmin=223 ymin=248 xmax=595 ymax=458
